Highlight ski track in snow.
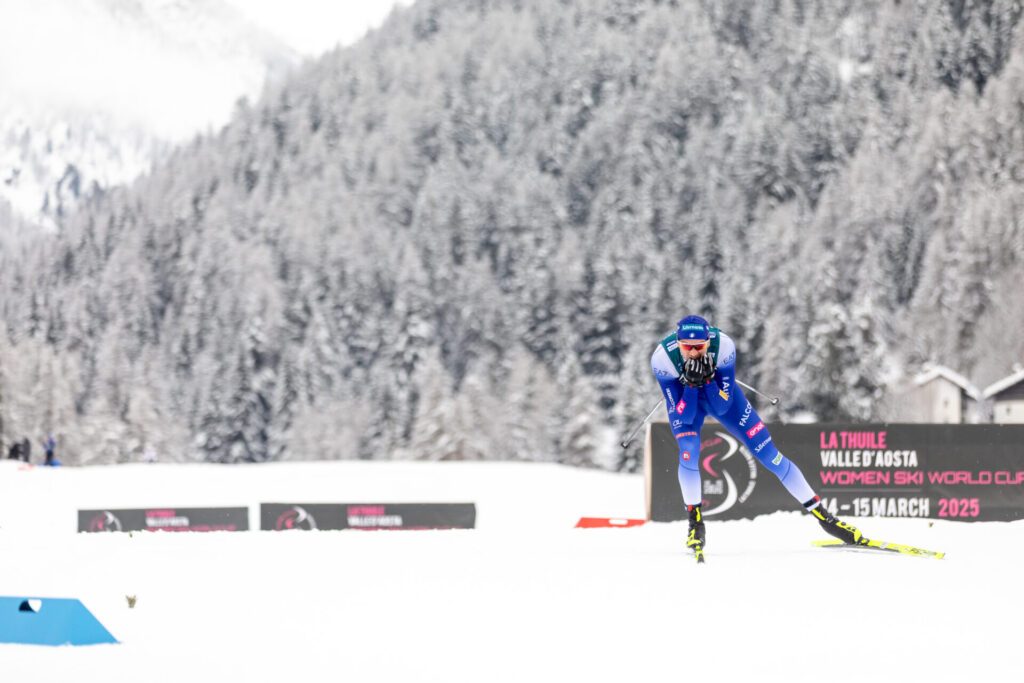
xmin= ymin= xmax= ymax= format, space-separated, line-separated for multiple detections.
xmin=0 ymin=459 xmax=1019 ymax=683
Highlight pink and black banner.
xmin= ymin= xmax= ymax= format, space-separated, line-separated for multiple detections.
xmin=260 ymin=503 xmax=476 ymax=530
xmin=78 ymin=507 xmax=249 ymax=532
xmin=647 ymin=422 xmax=1024 ymax=522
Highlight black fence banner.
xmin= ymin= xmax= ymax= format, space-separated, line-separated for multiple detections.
xmin=78 ymin=507 xmax=249 ymax=532
xmin=647 ymin=422 xmax=1024 ymax=522
xmin=260 ymin=503 xmax=477 ymax=531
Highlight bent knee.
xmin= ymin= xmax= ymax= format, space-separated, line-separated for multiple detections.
xmin=676 ymin=434 xmax=700 ymax=470
xmin=678 ymin=448 xmax=700 ymax=471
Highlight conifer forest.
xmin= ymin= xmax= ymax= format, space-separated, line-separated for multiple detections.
xmin=2 ymin=0 xmax=1023 ymax=467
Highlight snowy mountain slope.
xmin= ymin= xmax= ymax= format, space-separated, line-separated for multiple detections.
xmin=0 ymin=0 xmax=300 ymax=232
xmin=0 ymin=108 xmax=164 ymax=229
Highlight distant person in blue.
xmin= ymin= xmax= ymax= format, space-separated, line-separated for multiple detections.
xmin=651 ymin=315 xmax=862 ymax=555
xmin=42 ymin=433 xmax=59 ymax=466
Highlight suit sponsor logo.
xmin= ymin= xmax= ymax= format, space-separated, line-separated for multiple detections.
xmin=676 ymin=399 xmax=686 ymax=415
xmin=682 ymin=451 xmax=691 ymax=461
xmin=747 ymin=421 xmax=765 ymax=438
xmin=739 ymin=401 xmax=753 ymax=427
xmin=771 ymin=452 xmax=783 ymax=466
xmin=755 ymin=437 xmax=773 ymax=453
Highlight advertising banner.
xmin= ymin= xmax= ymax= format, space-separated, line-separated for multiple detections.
xmin=78 ymin=507 xmax=249 ymax=532
xmin=647 ymin=422 xmax=1024 ymax=522
xmin=260 ymin=503 xmax=477 ymax=530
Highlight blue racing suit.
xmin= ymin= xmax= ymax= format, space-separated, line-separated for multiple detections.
xmin=650 ymin=328 xmax=816 ymax=508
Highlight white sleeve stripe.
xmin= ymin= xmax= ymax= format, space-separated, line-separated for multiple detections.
xmin=717 ymin=333 xmax=737 ymax=369
xmin=651 ymin=345 xmax=679 ymax=379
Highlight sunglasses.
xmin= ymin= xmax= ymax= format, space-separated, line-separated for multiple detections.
xmin=679 ymin=341 xmax=708 ymax=351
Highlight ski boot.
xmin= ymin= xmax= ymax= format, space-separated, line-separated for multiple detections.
xmin=687 ymin=504 xmax=706 ymax=562
xmin=805 ymin=496 xmax=863 ymax=545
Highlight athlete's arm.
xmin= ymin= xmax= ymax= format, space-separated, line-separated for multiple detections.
xmin=652 ymin=346 xmax=699 ymax=425
xmin=701 ymin=333 xmax=737 ymax=416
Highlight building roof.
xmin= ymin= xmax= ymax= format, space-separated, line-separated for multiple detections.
xmin=981 ymin=366 xmax=1024 ymax=400
xmin=913 ymin=364 xmax=981 ymax=401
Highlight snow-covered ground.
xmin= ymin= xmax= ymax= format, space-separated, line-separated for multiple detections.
xmin=0 ymin=459 xmax=1019 ymax=682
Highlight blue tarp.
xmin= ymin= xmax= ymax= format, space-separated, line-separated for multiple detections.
xmin=0 ymin=597 xmax=117 ymax=646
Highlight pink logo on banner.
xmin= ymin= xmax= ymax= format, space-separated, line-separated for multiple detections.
xmin=747 ymin=421 xmax=765 ymax=438
xmin=276 ymin=506 xmax=317 ymax=530
xmin=89 ymin=511 xmax=123 ymax=532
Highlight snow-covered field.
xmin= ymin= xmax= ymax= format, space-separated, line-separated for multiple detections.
xmin=0 ymin=459 xmax=1020 ymax=682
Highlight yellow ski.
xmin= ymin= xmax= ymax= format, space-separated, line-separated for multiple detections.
xmin=813 ymin=538 xmax=945 ymax=560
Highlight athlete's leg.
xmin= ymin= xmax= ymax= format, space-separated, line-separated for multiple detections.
xmin=674 ymin=412 xmax=707 ymax=550
xmin=715 ymin=386 xmax=815 ymax=505
xmin=675 ymin=417 xmax=705 ymax=507
xmin=717 ymin=387 xmax=864 ymax=542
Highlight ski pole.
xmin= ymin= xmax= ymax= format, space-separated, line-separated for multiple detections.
xmin=620 ymin=398 xmax=664 ymax=449
xmin=736 ymin=379 xmax=780 ymax=406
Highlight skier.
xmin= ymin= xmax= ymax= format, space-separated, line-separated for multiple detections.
xmin=651 ymin=314 xmax=862 ymax=557
xmin=42 ymin=433 xmax=57 ymax=466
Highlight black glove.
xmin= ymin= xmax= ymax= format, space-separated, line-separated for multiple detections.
xmin=700 ymin=354 xmax=717 ymax=384
xmin=682 ymin=355 xmax=715 ymax=387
